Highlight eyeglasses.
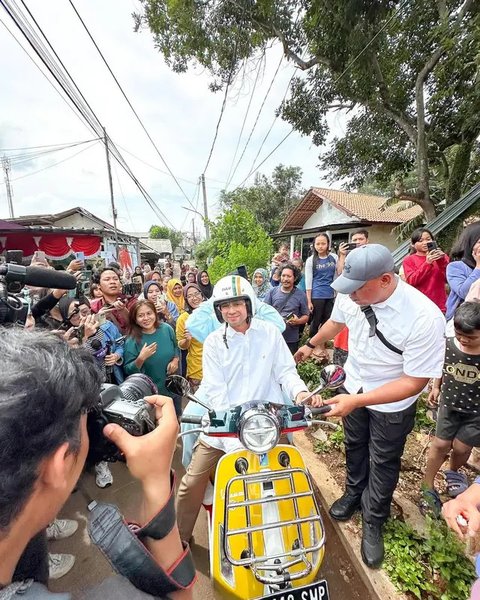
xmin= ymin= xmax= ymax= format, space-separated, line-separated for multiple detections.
xmin=187 ymin=292 xmax=203 ymax=300
xmin=219 ymin=300 xmax=245 ymax=311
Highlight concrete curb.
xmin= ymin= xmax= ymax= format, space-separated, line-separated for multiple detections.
xmin=294 ymin=431 xmax=409 ymax=600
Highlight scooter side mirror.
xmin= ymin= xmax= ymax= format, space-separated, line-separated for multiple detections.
xmin=165 ymin=374 xmax=191 ymax=397
xmin=166 ymin=374 xmax=216 ymax=418
xmin=297 ymin=364 xmax=346 ymax=405
xmin=319 ymin=364 xmax=346 ymax=391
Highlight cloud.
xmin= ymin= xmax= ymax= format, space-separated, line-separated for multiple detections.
xmin=0 ymin=0 xmax=347 ymax=234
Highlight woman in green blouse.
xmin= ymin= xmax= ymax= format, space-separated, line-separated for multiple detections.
xmin=124 ymin=300 xmax=180 ymax=405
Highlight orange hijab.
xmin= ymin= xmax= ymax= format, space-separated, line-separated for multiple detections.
xmin=166 ymin=278 xmax=185 ymax=312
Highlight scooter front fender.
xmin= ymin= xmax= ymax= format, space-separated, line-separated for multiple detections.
xmin=210 ymin=444 xmax=325 ymax=600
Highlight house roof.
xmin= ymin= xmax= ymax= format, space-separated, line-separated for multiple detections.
xmin=7 ymin=207 xmax=127 ymax=235
xmin=141 ymin=238 xmax=172 ymax=254
xmin=279 ymin=188 xmax=423 ymax=233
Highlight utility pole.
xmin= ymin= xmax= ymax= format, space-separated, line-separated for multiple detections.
xmin=2 ymin=156 xmax=14 ymax=218
xmin=200 ymin=173 xmax=210 ymax=240
xmin=103 ymin=127 xmax=119 ymax=259
xmin=192 ymin=218 xmax=196 ymax=244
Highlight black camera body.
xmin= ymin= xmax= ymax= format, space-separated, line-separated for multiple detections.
xmin=87 ymin=374 xmax=158 ymax=464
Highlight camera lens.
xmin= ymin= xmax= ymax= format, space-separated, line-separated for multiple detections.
xmin=119 ymin=374 xmax=157 ymax=403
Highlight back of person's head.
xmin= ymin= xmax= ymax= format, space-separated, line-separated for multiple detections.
xmin=0 ymin=329 xmax=101 ymax=534
xmin=453 ymin=301 xmax=480 ymax=334
xmin=451 ymin=222 xmax=480 ymax=268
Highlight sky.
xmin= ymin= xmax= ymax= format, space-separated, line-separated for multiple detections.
xmin=0 ymin=0 xmax=347 ymax=237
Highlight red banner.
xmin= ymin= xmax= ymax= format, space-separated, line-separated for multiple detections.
xmin=0 ymin=233 xmax=102 ymax=259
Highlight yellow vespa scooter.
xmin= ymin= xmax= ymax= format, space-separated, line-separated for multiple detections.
xmin=177 ymin=365 xmax=345 ymax=600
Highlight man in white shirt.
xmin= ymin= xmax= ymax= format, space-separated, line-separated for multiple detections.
xmin=295 ymin=244 xmax=445 ymax=569
xmin=176 ymin=275 xmax=314 ymax=544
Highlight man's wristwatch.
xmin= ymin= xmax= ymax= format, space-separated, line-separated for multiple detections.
xmin=306 ymin=339 xmax=316 ymax=349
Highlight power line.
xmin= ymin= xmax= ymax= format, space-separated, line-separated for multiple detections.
xmin=231 ymin=0 xmax=410 ymax=191
xmin=224 ymin=56 xmax=263 ymax=187
xmin=225 ymin=53 xmax=284 ymax=190
xmin=11 ymin=139 xmax=100 ymax=181
xmin=67 ymin=0 xmax=196 ymax=211
xmin=0 ymin=137 xmax=99 ymax=152
xmin=1 ymin=0 xmax=182 ymax=232
xmin=202 ymin=43 xmax=237 ymax=175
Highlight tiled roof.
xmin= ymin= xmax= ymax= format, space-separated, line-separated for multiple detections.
xmin=279 ymin=187 xmax=423 ymax=232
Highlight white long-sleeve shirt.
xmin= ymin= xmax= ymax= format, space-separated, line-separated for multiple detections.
xmin=198 ymin=318 xmax=307 ymax=452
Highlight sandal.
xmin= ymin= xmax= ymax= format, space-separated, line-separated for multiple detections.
xmin=444 ymin=470 xmax=469 ymax=498
xmin=419 ymin=487 xmax=442 ymax=518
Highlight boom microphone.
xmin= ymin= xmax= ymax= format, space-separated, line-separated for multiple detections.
xmin=0 ymin=263 xmax=77 ymax=289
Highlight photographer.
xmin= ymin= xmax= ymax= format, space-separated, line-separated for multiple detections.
xmin=0 ymin=329 xmax=194 ymax=599
xmin=89 ymin=268 xmax=136 ymax=335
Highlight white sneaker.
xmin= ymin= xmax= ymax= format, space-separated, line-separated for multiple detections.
xmin=46 ymin=518 xmax=78 ymax=541
xmin=95 ymin=461 xmax=113 ymax=488
xmin=48 ymin=553 xmax=75 ymax=580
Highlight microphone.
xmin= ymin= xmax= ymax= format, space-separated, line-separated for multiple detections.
xmin=0 ymin=263 xmax=77 ymax=290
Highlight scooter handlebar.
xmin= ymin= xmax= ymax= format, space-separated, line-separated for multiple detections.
xmin=180 ymin=414 xmax=204 ymax=425
xmin=309 ymin=405 xmax=332 ymax=415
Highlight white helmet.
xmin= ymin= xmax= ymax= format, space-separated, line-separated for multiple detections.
xmin=212 ymin=275 xmax=257 ymax=323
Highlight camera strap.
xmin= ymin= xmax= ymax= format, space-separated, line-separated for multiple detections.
xmin=87 ymin=470 xmax=196 ymax=596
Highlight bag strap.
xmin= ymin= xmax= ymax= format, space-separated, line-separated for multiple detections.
xmin=361 ymin=306 xmax=403 ymax=355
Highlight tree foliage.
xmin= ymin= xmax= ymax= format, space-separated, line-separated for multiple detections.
xmin=220 ymin=164 xmax=304 ymax=234
xmin=135 ymin=0 xmax=480 ymax=221
xmin=199 ymin=205 xmax=273 ymax=283
xmin=149 ymin=225 xmax=183 ymax=253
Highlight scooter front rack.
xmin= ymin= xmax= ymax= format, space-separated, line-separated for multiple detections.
xmin=223 ymin=467 xmax=325 ymax=584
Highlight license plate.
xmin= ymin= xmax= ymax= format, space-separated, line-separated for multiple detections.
xmin=261 ymin=580 xmax=329 ymax=600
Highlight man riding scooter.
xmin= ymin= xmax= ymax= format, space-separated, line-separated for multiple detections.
xmin=176 ymin=275 xmax=318 ymax=544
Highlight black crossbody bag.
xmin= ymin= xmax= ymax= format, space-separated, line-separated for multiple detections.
xmin=361 ymin=306 xmax=403 ymax=355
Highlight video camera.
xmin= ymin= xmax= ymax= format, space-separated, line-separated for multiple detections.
xmin=0 ymin=250 xmax=77 ymax=326
xmin=87 ymin=373 xmax=158 ymax=463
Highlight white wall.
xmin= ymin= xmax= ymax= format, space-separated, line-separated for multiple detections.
xmin=303 ymin=200 xmax=356 ymax=229
xmin=54 ymin=214 xmax=100 ymax=230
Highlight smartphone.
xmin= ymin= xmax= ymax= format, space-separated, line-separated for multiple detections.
xmin=426 ymin=241 xmax=438 ymax=252
xmin=284 ymin=312 xmax=295 ymax=322
xmin=345 ymin=242 xmax=358 ymax=252
xmin=97 ymin=312 xmax=107 ymax=326
xmin=75 ymin=251 xmax=85 ymax=264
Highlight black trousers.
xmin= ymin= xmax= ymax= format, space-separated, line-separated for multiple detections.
xmin=286 ymin=341 xmax=299 ymax=354
xmin=343 ymin=399 xmax=417 ymax=525
xmin=13 ymin=530 xmax=48 ymax=584
xmin=310 ymin=298 xmax=334 ymax=336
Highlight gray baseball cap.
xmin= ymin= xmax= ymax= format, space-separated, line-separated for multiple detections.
xmin=331 ymin=244 xmax=395 ymax=294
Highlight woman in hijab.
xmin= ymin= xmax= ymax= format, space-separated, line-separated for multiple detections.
xmin=196 ymin=270 xmax=213 ymax=299
xmin=166 ymin=278 xmax=186 ymax=314
xmin=143 ymin=280 xmax=179 ymax=327
xmin=176 ymin=283 xmax=205 ymax=392
xmin=252 ymin=268 xmax=271 ymax=300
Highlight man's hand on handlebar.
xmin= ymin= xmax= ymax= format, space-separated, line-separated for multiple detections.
xmin=321 ymin=393 xmax=358 ymax=418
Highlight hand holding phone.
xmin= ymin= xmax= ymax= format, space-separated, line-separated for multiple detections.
xmin=426 ymin=241 xmax=438 ymax=252
xmin=75 ymin=251 xmax=85 ymax=264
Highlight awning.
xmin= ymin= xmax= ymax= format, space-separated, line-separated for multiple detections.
xmin=0 ymin=232 xmax=102 ymax=260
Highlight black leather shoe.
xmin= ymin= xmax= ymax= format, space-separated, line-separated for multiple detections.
xmin=329 ymin=492 xmax=361 ymax=521
xmin=361 ymin=521 xmax=384 ymax=569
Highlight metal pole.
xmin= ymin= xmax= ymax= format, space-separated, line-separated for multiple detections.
xmin=103 ymin=127 xmax=119 ymax=259
xmin=200 ymin=173 xmax=210 ymax=240
xmin=2 ymin=156 xmax=14 ymax=218
xmin=192 ymin=218 xmax=196 ymax=244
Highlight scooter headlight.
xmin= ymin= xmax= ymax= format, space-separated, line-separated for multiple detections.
xmin=239 ymin=407 xmax=280 ymax=454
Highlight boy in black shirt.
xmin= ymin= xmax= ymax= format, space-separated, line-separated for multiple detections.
xmin=421 ymin=301 xmax=480 ymax=515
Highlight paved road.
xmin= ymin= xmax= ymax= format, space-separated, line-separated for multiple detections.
xmin=49 ymin=444 xmax=371 ymax=599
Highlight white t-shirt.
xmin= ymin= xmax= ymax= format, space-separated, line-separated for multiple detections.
xmin=330 ymin=279 xmax=446 ymax=412
xmin=198 ymin=318 xmax=308 ymax=452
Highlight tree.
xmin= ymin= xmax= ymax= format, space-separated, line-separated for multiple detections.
xmin=200 ymin=205 xmax=273 ymax=283
xmin=135 ymin=0 xmax=479 ymax=221
xmin=149 ymin=225 xmax=183 ymax=254
xmin=220 ymin=164 xmax=304 ymax=234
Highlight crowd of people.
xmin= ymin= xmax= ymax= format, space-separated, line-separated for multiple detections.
xmin=1 ymin=219 xmax=480 ymax=598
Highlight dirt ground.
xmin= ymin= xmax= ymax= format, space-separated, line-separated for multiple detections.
xmin=307 ymin=407 xmax=479 ymax=516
